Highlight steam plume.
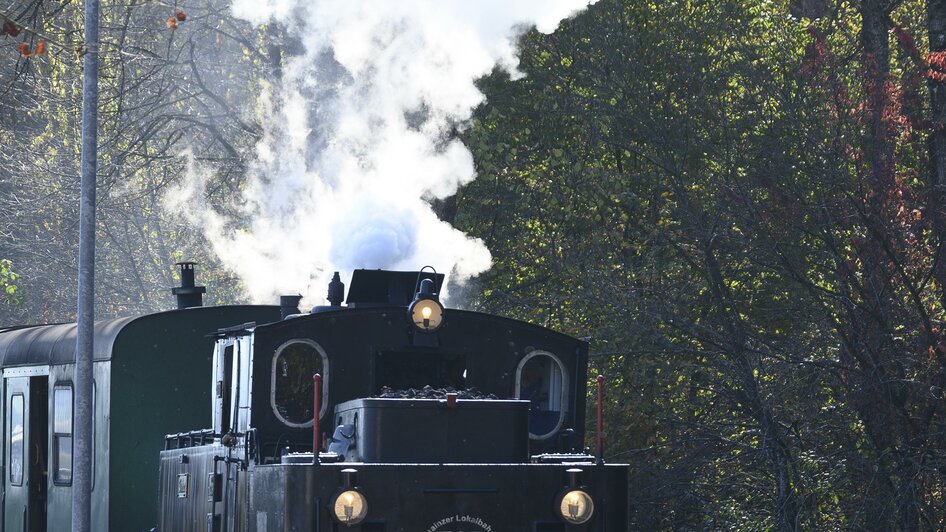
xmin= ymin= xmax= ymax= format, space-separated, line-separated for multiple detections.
xmin=167 ymin=0 xmax=595 ymax=303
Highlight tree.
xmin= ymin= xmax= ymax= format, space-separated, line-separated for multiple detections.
xmin=0 ymin=0 xmax=285 ymax=324
xmin=457 ymin=0 xmax=945 ymax=528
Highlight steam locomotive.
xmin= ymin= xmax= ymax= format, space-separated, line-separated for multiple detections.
xmin=0 ymin=265 xmax=628 ymax=531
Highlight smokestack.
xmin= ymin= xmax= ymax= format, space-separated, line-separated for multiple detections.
xmin=327 ymin=272 xmax=344 ymax=307
xmin=280 ymin=295 xmax=303 ymax=319
xmin=171 ymin=262 xmax=207 ymax=309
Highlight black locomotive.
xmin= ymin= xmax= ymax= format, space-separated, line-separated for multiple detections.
xmin=159 ymin=268 xmax=627 ymax=531
xmin=0 ymin=265 xmax=627 ymax=531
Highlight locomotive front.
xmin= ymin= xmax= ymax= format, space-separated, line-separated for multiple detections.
xmin=158 ymin=269 xmax=628 ymax=531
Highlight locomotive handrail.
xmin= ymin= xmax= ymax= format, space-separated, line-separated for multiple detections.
xmin=163 ymin=428 xmax=219 ymax=450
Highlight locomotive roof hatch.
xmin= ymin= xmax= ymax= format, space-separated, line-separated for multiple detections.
xmin=344 ymin=269 xmax=444 ymax=308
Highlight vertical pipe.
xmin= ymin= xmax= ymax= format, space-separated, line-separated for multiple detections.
xmin=313 ymin=373 xmax=322 ymax=464
xmin=596 ymin=375 xmax=604 ymax=465
xmin=73 ymin=0 xmax=99 ymax=528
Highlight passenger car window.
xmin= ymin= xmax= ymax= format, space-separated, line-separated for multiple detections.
xmin=9 ymin=393 xmax=23 ymax=485
xmin=271 ymin=340 xmax=328 ymax=427
xmin=53 ymin=385 xmax=73 ymax=484
xmin=516 ymin=352 xmax=567 ymax=439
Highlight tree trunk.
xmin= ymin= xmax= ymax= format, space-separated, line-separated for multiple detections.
xmin=858 ymin=2 xmax=922 ymax=530
xmin=860 ymin=0 xmax=893 ymax=185
xmin=700 ymin=236 xmax=800 ymax=531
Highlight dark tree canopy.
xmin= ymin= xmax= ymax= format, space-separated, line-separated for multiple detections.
xmin=456 ymin=0 xmax=946 ymax=529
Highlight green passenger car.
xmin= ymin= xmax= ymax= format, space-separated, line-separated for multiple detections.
xmin=0 ymin=305 xmax=280 ymax=532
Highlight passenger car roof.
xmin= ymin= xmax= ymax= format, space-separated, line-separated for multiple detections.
xmin=0 ymin=306 xmax=281 ymax=367
xmin=0 ymin=318 xmax=133 ymax=366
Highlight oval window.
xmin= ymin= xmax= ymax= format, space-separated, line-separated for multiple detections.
xmin=271 ymin=340 xmax=329 ymax=427
xmin=516 ymin=351 xmax=567 ymax=439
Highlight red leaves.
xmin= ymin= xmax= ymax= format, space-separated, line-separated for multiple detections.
xmin=14 ymin=39 xmax=45 ymax=58
xmin=891 ymin=26 xmax=921 ymax=63
xmin=167 ymin=10 xmax=187 ymax=30
xmin=800 ymin=40 xmax=827 ymax=79
xmin=2 ymin=19 xmax=20 ymax=37
xmin=930 ymin=51 xmax=946 ymax=68
xmin=3 ymin=16 xmax=47 ymax=58
xmin=800 ymin=27 xmax=828 ymax=80
xmin=928 ymin=51 xmax=946 ymax=82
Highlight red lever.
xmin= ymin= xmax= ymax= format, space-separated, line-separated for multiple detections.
xmin=596 ymin=375 xmax=605 ymax=465
xmin=313 ymin=373 xmax=322 ymax=464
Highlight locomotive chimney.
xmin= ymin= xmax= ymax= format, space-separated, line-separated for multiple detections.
xmin=280 ymin=295 xmax=303 ymax=319
xmin=327 ymin=272 xmax=344 ymax=307
xmin=171 ymin=261 xmax=207 ymax=309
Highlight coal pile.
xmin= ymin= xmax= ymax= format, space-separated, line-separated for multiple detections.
xmin=377 ymin=385 xmax=499 ymax=400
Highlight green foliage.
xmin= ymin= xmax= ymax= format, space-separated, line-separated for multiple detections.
xmin=459 ymin=0 xmax=944 ymax=529
xmin=0 ymin=259 xmax=22 ymax=306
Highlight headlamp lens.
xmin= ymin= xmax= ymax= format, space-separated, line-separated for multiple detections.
xmin=332 ymin=490 xmax=367 ymax=525
xmin=559 ymin=489 xmax=594 ymax=524
xmin=409 ymin=299 xmax=443 ymax=331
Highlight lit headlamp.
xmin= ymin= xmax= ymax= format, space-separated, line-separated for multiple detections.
xmin=331 ymin=489 xmax=368 ymax=526
xmin=408 ymin=277 xmax=443 ymax=332
xmin=557 ymin=489 xmax=594 ymax=525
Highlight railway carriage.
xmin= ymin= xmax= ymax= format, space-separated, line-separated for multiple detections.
xmin=0 ymin=264 xmax=281 ymax=531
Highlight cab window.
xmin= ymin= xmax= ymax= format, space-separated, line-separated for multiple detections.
xmin=271 ymin=340 xmax=328 ymax=427
xmin=517 ymin=352 xmax=567 ymax=439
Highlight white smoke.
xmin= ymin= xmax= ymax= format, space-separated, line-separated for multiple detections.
xmin=167 ymin=0 xmax=595 ymax=304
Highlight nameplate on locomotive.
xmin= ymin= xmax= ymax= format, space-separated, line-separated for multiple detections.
xmin=426 ymin=514 xmax=493 ymax=532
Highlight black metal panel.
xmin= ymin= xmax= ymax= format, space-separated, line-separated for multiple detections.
xmin=159 ymin=446 xmax=221 ymax=532
xmin=345 ymin=269 xmax=444 ymax=307
xmin=247 ymin=462 xmax=629 ymax=531
xmin=334 ymin=398 xmax=530 ymax=463
xmin=250 ymin=308 xmax=588 ymax=460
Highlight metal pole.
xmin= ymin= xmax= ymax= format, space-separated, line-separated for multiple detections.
xmin=73 ymin=0 xmax=99 ymax=527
